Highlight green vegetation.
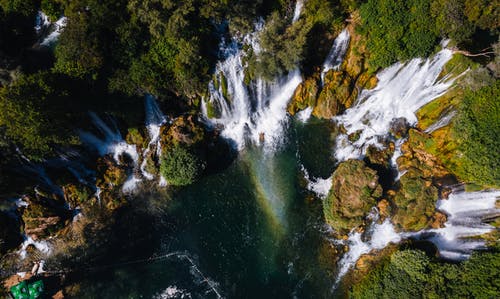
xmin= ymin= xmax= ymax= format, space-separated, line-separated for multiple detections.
xmin=350 ymin=248 xmax=500 ymax=299
xmin=0 ymin=72 xmax=81 ymax=160
xmin=160 ymin=145 xmax=205 ymax=186
xmin=451 ymin=80 xmax=500 ymax=188
xmin=359 ymin=0 xmax=439 ymax=71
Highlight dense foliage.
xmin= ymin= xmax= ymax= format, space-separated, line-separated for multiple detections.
xmin=350 ymin=248 xmax=500 ymax=298
xmin=452 ymin=80 xmax=500 ymax=187
xmin=160 ymin=145 xmax=205 ymax=186
xmin=359 ymin=0 xmax=499 ymax=71
xmin=0 ymin=72 xmax=81 ymax=160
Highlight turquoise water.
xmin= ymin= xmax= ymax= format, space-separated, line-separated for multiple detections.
xmin=71 ymin=119 xmax=340 ymax=298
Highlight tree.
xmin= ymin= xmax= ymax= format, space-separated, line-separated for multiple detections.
xmin=0 ymin=72 xmax=80 ymax=160
xmin=160 ymin=145 xmax=205 ymax=186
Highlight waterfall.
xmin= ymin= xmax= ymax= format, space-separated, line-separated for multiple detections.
xmin=300 ymin=164 xmax=332 ymax=198
xmin=334 ymin=213 xmax=401 ymax=284
xmin=40 ymin=16 xmax=67 ymax=46
xmin=424 ymin=111 xmax=456 ymax=134
xmin=204 ymin=24 xmax=302 ymax=151
xmin=34 ymin=11 xmax=50 ymax=34
xmin=321 ymin=28 xmax=350 ymax=84
xmin=140 ymin=95 xmax=168 ymax=181
xmin=18 ymin=235 xmax=52 ymax=260
xmin=407 ymin=189 xmax=500 ymax=260
xmin=334 ymin=189 xmax=500 ymax=284
xmin=295 ymin=107 xmax=313 ymax=123
xmin=333 ymin=48 xmax=457 ymax=162
xmin=292 ymin=0 xmax=304 ymax=23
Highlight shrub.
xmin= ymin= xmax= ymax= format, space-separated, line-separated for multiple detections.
xmin=451 ymin=80 xmax=500 ymax=188
xmin=160 ymin=145 xmax=205 ymax=186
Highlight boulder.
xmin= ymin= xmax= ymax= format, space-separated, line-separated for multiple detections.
xmin=392 ymin=168 xmax=438 ymax=231
xmin=21 ymin=196 xmax=71 ymax=240
xmin=288 ymin=77 xmax=320 ymax=115
xmin=323 ymin=160 xmax=382 ymax=233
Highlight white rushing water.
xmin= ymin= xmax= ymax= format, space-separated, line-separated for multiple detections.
xmin=18 ymin=236 xmax=52 ymax=260
xmin=34 ymin=11 xmax=51 ymax=33
xmin=334 ymin=48 xmax=457 ymax=162
xmin=424 ymin=111 xmax=456 ymax=134
xmin=335 ymin=213 xmax=401 ymax=284
xmin=335 ymin=189 xmax=500 ymax=283
xmin=321 ymin=28 xmax=350 ymax=84
xmin=295 ymin=107 xmax=313 ymax=123
xmin=40 ymin=16 xmax=67 ymax=46
xmin=300 ymin=164 xmax=332 ymax=198
xmin=292 ymin=0 xmax=304 ymax=23
xmin=80 ymin=112 xmax=139 ymax=165
xmin=204 ymin=24 xmax=302 ymax=151
xmin=407 ymin=189 xmax=500 ymax=260
xmin=140 ymin=95 xmax=168 ymax=180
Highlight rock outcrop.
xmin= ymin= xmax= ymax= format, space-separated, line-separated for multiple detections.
xmin=323 ymin=160 xmax=382 ymax=233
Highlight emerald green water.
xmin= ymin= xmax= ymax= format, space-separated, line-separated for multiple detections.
xmin=71 ymin=119 xmax=339 ymax=298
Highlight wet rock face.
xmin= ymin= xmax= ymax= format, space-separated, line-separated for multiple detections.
xmin=391 ymin=168 xmax=438 ymax=232
xmin=323 ymin=160 xmax=383 ymax=233
xmin=21 ymin=196 xmax=71 ymax=240
xmin=313 ymin=70 xmax=356 ymax=119
xmin=389 ymin=117 xmax=410 ymax=139
xmin=288 ymin=76 xmax=320 ymax=115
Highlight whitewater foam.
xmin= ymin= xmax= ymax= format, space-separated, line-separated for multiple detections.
xmin=334 ymin=48 xmax=457 ymax=161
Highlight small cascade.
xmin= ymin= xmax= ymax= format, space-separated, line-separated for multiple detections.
xmin=390 ymin=137 xmax=407 ymax=181
xmin=334 ymin=189 xmax=500 ymax=284
xmin=80 ymin=112 xmax=139 ymax=164
xmin=40 ymin=16 xmax=67 ymax=46
xmin=335 ymin=213 xmax=401 ymax=284
xmin=204 ymin=25 xmax=302 ymax=151
xmin=18 ymin=236 xmax=52 ymax=260
xmin=424 ymin=111 xmax=456 ymax=134
xmin=79 ymin=113 xmax=139 ymax=193
xmin=300 ymin=164 xmax=332 ymax=198
xmin=140 ymin=95 xmax=168 ymax=181
xmin=321 ymin=28 xmax=350 ymax=84
xmin=34 ymin=11 xmax=50 ymax=34
xmin=407 ymin=189 xmax=500 ymax=260
xmin=295 ymin=107 xmax=313 ymax=123
xmin=292 ymin=0 xmax=304 ymax=23
xmin=334 ymin=48 xmax=457 ymax=162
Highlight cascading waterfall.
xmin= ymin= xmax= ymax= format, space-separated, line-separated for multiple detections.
xmin=333 ymin=47 xmax=456 ymax=162
xmin=335 ymin=213 xmax=401 ymax=284
xmin=34 ymin=11 xmax=50 ymax=34
xmin=321 ymin=28 xmax=350 ymax=84
xmin=79 ymin=113 xmax=140 ymax=193
xmin=204 ymin=24 xmax=302 ymax=151
xmin=40 ymin=16 xmax=67 ymax=46
xmin=334 ymin=189 xmax=500 ymax=283
xmin=424 ymin=111 xmax=456 ymax=134
xmin=140 ymin=95 xmax=168 ymax=181
xmin=292 ymin=0 xmax=304 ymax=23
xmin=407 ymin=189 xmax=500 ymax=260
xmin=300 ymin=164 xmax=332 ymax=198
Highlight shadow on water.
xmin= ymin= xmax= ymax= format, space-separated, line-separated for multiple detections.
xmin=64 ymin=119 xmax=341 ymax=298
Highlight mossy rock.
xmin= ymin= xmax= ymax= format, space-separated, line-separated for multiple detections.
xmin=125 ymin=128 xmax=146 ymax=148
xmin=323 ymin=160 xmax=382 ymax=233
xmin=22 ymin=196 xmax=71 ymax=239
xmin=313 ymin=71 xmax=356 ymax=119
xmin=288 ymin=76 xmax=319 ymax=115
xmin=63 ymin=183 xmax=92 ymax=208
xmin=160 ymin=115 xmax=206 ymax=150
xmin=95 ymin=156 xmax=128 ymax=191
xmin=392 ymin=168 xmax=438 ymax=232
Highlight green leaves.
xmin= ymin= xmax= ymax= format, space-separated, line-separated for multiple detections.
xmin=160 ymin=145 xmax=205 ymax=186
xmin=452 ymin=80 xmax=500 ymax=188
xmin=360 ymin=0 xmax=439 ymax=71
xmin=350 ymin=249 xmax=500 ymax=299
